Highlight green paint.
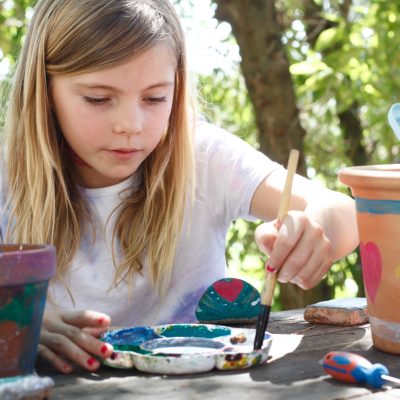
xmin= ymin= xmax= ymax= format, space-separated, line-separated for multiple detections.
xmin=0 ymin=282 xmax=47 ymax=327
xmin=158 ymin=324 xmax=231 ymax=338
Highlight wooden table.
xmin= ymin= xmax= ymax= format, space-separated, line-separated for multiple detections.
xmin=38 ymin=309 xmax=400 ymax=399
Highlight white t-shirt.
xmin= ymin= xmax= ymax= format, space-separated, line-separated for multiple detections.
xmin=0 ymin=121 xmax=281 ymax=326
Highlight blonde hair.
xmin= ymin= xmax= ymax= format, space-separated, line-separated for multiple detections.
xmin=3 ymin=0 xmax=194 ymax=296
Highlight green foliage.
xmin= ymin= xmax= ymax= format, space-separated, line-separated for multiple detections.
xmin=0 ymin=0 xmax=36 ymax=131
xmin=197 ymin=68 xmax=259 ymax=147
xmin=0 ymin=0 xmax=35 ymax=64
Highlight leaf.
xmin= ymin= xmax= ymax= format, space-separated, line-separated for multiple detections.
xmin=290 ymin=60 xmax=331 ymax=75
xmin=314 ymin=26 xmax=343 ymax=52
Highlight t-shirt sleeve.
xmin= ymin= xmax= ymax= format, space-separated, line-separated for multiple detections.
xmin=194 ymin=121 xmax=282 ymax=225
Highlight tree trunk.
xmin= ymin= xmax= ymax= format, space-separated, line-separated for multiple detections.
xmin=213 ymin=0 xmax=307 ymax=175
xmin=213 ymin=0 xmax=330 ymax=309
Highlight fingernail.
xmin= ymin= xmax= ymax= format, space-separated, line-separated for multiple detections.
xmin=87 ymin=357 xmax=97 ymax=367
xmin=63 ymin=364 xmax=73 ymax=373
xmin=293 ymin=277 xmax=302 ymax=284
xmin=97 ymin=317 xmax=105 ymax=325
xmin=266 ymin=264 xmax=277 ymax=273
xmin=100 ymin=344 xmax=111 ymax=354
xmin=110 ymin=352 xmax=118 ymax=360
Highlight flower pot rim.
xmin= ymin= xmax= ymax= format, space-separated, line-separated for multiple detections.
xmin=0 ymin=244 xmax=56 ymax=285
xmin=339 ymin=164 xmax=400 ymax=178
xmin=0 ymin=244 xmax=54 ymax=255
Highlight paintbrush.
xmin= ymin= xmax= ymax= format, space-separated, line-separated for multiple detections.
xmin=253 ymin=149 xmax=299 ymax=350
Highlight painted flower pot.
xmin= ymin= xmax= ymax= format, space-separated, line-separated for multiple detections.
xmin=339 ymin=165 xmax=400 ymax=354
xmin=0 ymin=244 xmax=56 ymax=377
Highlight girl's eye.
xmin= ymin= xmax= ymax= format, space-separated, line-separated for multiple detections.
xmin=145 ymin=96 xmax=167 ymax=104
xmin=83 ymin=96 xmax=110 ymax=105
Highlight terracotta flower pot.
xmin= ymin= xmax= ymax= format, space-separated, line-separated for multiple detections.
xmin=339 ymin=165 xmax=400 ymax=354
xmin=0 ymin=244 xmax=56 ymax=377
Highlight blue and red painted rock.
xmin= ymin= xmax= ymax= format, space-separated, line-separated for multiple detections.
xmin=195 ymin=278 xmax=261 ymax=324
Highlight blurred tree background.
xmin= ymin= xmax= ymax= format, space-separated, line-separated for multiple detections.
xmin=1 ymin=0 xmax=399 ymax=310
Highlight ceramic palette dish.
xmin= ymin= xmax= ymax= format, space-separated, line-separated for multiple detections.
xmin=101 ymin=323 xmax=272 ymax=374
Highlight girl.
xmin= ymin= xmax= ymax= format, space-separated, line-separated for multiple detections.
xmin=0 ymin=0 xmax=358 ymax=373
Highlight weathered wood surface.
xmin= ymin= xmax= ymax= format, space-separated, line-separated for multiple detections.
xmin=37 ymin=309 xmax=400 ymax=400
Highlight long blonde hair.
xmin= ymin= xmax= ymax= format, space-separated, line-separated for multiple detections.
xmin=3 ymin=0 xmax=194 ymax=295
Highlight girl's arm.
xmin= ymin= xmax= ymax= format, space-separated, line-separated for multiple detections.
xmin=250 ymin=168 xmax=359 ymax=289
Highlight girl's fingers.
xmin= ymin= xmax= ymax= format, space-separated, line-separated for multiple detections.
xmin=254 ymin=222 xmax=278 ymax=255
xmin=40 ymin=329 xmax=112 ymax=371
xmin=61 ymin=310 xmax=111 ymax=329
xmin=37 ymin=344 xmax=74 ymax=374
xmin=83 ymin=326 xmax=110 ymax=337
xmin=262 ymin=211 xmax=333 ymax=288
xmin=290 ymin=244 xmax=332 ymax=289
xmin=41 ymin=312 xmax=114 ymax=371
xmin=266 ymin=212 xmax=306 ymax=272
xmin=41 ymin=332 xmax=99 ymax=371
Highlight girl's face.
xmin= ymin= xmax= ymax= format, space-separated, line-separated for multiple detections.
xmin=50 ymin=44 xmax=176 ymax=188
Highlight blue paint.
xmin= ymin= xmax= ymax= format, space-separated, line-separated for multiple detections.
xmin=102 ymin=327 xmax=161 ymax=346
xmin=355 ymin=197 xmax=400 ymax=215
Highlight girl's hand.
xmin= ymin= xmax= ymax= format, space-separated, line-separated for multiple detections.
xmin=255 ymin=210 xmax=333 ymax=290
xmin=38 ymin=310 xmax=114 ymax=374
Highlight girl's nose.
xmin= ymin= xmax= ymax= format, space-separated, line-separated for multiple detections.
xmin=113 ymin=103 xmax=142 ymax=135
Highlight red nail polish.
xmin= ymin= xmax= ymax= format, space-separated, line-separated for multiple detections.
xmin=63 ymin=364 xmax=72 ymax=373
xmin=87 ymin=357 xmax=97 ymax=367
xmin=266 ymin=264 xmax=277 ymax=273
xmin=97 ymin=317 xmax=104 ymax=325
xmin=110 ymin=352 xmax=118 ymax=360
xmin=100 ymin=344 xmax=108 ymax=354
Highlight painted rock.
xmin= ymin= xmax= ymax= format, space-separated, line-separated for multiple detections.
xmin=304 ymin=297 xmax=368 ymax=326
xmin=195 ymin=278 xmax=261 ymax=324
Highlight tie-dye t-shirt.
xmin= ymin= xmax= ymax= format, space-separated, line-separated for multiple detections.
xmin=0 ymin=121 xmax=281 ymax=326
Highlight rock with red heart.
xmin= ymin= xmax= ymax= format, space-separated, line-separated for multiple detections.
xmin=195 ymin=278 xmax=260 ymax=324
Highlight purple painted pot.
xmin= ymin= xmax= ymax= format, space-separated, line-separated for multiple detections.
xmin=0 ymin=244 xmax=56 ymax=378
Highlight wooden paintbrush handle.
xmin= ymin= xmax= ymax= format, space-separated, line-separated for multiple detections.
xmin=261 ymin=149 xmax=299 ymax=306
xmin=277 ymin=149 xmax=299 ymax=223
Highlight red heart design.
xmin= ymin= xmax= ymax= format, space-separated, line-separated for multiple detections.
xmin=359 ymin=241 xmax=382 ymax=304
xmin=213 ymin=278 xmax=244 ymax=302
